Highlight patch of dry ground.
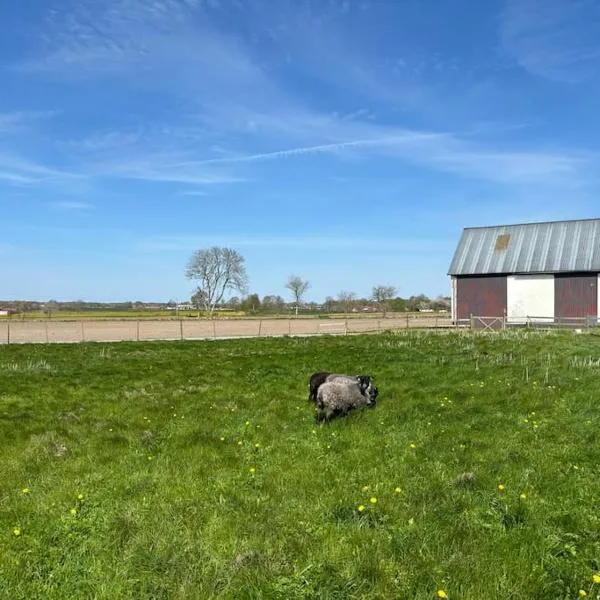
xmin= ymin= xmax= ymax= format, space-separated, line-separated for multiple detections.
xmin=0 ymin=316 xmax=453 ymax=344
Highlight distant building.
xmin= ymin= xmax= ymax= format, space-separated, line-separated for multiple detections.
xmin=448 ymin=218 xmax=600 ymax=324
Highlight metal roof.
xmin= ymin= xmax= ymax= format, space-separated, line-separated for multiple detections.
xmin=448 ymin=218 xmax=600 ymax=276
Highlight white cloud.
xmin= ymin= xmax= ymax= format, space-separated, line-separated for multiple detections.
xmin=0 ymin=153 xmax=79 ymax=185
xmin=51 ymin=201 xmax=95 ymax=211
xmin=4 ymin=0 xmax=597 ymax=193
xmin=0 ymin=111 xmax=57 ymax=134
xmin=500 ymin=0 xmax=600 ymax=83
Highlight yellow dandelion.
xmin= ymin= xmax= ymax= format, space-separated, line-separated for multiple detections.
xmin=370 ymin=497 xmax=378 ymax=504
xmin=220 ymin=437 xmax=225 ymax=441
xmin=13 ymin=528 xmax=21 ymax=537
xmin=579 ymin=590 xmax=587 ymax=597
xmin=410 ymin=443 xmax=416 ymax=449
xmin=21 ymin=488 xmax=30 ymax=494
xmin=249 ymin=467 xmax=256 ymax=474
xmin=519 ymin=493 xmax=527 ymax=500
xmin=245 ymin=421 xmax=251 ymax=426
xmin=395 ymin=487 xmax=402 ymax=493
xmin=70 ymin=508 xmax=77 ymax=515
xmin=77 ymin=493 xmax=84 ymax=500
xmin=361 ymin=485 xmax=370 ymax=492
xmin=237 ymin=441 xmax=242 ymax=446
xmin=357 ymin=505 xmax=366 ymax=512
xmin=593 ymin=573 xmax=600 ymax=584
xmin=254 ymin=443 xmax=261 ymax=448
xmin=437 ymin=590 xmax=448 ymax=599
xmin=498 ymin=484 xmax=505 ymax=491
xmin=147 ymin=455 xmax=153 ymax=461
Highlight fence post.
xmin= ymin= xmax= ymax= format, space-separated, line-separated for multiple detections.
xmin=258 ymin=320 xmax=262 ymax=337
xmin=212 ymin=319 xmax=216 ymax=339
xmin=406 ymin=314 xmax=409 ymax=329
xmin=344 ymin=318 xmax=348 ymax=335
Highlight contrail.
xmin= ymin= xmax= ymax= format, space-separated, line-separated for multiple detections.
xmin=182 ymin=132 xmax=445 ymax=167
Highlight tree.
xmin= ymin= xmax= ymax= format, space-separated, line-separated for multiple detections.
xmin=389 ymin=296 xmax=407 ymax=312
xmin=337 ymin=290 xmax=357 ymax=315
xmin=45 ymin=299 xmax=59 ymax=318
xmin=372 ymin=285 xmax=397 ymax=317
xmin=406 ymin=294 xmax=431 ymax=312
xmin=191 ymin=289 xmax=207 ymax=309
xmin=227 ymin=296 xmax=242 ymax=310
xmin=324 ymin=296 xmax=335 ymax=313
xmin=185 ymin=247 xmax=249 ymax=318
xmin=285 ymin=275 xmax=310 ymax=316
xmin=262 ymin=295 xmax=285 ymax=312
xmin=241 ymin=293 xmax=261 ymax=312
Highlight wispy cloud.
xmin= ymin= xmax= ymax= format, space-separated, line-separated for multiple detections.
xmin=6 ymin=0 xmax=597 ymax=194
xmin=500 ymin=0 xmax=600 ymax=83
xmin=0 ymin=153 xmax=79 ymax=185
xmin=51 ymin=201 xmax=95 ymax=211
xmin=0 ymin=110 xmax=57 ymax=134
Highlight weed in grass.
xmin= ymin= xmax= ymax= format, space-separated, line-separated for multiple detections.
xmin=2 ymin=331 xmax=600 ymax=598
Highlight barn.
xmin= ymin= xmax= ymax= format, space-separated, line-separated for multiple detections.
xmin=448 ymin=218 xmax=600 ymax=326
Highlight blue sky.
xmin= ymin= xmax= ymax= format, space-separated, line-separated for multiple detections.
xmin=2 ymin=0 xmax=600 ymax=302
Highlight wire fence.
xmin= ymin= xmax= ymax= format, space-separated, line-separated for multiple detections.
xmin=467 ymin=315 xmax=600 ymax=331
xmin=0 ymin=315 xmax=455 ymax=345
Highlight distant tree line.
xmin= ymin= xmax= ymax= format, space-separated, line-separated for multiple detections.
xmin=0 ymin=245 xmax=451 ymax=318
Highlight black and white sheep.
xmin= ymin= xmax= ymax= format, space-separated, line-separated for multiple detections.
xmin=315 ymin=378 xmax=378 ymax=423
xmin=308 ymin=371 xmax=374 ymax=404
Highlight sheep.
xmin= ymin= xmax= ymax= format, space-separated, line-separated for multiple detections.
xmin=308 ymin=371 xmax=374 ymax=404
xmin=315 ymin=378 xmax=378 ymax=423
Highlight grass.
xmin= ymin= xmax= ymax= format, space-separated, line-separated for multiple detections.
xmin=1 ymin=330 xmax=600 ymax=599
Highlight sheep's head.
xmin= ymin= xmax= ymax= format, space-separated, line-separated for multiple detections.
xmin=357 ymin=375 xmax=378 ymax=407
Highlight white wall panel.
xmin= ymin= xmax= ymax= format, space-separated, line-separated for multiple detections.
xmin=507 ymin=275 xmax=554 ymax=323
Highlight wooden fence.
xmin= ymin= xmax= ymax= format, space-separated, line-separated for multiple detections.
xmin=0 ymin=315 xmax=455 ymax=345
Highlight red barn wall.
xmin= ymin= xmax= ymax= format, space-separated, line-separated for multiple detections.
xmin=554 ymin=273 xmax=598 ymax=319
xmin=456 ymin=276 xmax=507 ymax=319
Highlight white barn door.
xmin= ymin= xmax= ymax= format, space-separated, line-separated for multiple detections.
xmin=507 ymin=275 xmax=554 ymax=324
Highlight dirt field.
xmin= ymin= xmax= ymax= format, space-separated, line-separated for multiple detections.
xmin=0 ymin=316 xmax=454 ymax=344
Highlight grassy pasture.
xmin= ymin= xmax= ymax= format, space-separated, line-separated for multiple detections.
xmin=1 ymin=330 xmax=600 ymax=599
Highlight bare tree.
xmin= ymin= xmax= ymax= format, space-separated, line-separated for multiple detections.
xmin=285 ymin=275 xmax=310 ymax=316
xmin=185 ymin=247 xmax=249 ymax=318
xmin=337 ymin=290 xmax=357 ymax=316
xmin=372 ymin=285 xmax=397 ymax=317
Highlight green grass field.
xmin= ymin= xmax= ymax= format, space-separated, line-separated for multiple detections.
xmin=2 ymin=330 xmax=600 ymax=599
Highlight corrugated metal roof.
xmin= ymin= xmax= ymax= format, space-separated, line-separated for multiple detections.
xmin=448 ymin=218 xmax=600 ymax=276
